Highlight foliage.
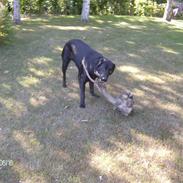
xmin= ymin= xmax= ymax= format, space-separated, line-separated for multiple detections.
xmin=90 ymin=0 xmax=165 ymax=17
xmin=90 ymin=0 xmax=130 ymax=15
xmin=134 ymin=0 xmax=166 ymax=17
xmin=0 ymin=1 xmax=12 ymax=42
xmin=6 ymin=0 xmax=165 ymax=17
xmin=19 ymin=0 xmax=83 ymax=15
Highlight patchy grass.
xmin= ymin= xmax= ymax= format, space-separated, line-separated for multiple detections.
xmin=0 ymin=15 xmax=183 ymax=183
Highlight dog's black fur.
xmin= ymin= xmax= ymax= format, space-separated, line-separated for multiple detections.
xmin=61 ymin=39 xmax=115 ymax=108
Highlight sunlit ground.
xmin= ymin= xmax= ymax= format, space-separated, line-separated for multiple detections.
xmin=0 ymin=15 xmax=183 ymax=183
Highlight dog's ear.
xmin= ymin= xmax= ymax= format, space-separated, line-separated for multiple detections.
xmin=109 ymin=63 xmax=115 ymax=74
xmin=112 ymin=63 xmax=115 ymax=71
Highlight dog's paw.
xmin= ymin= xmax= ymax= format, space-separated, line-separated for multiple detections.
xmin=80 ymin=104 xmax=86 ymax=108
xmin=63 ymin=84 xmax=67 ymax=88
xmin=91 ymin=93 xmax=100 ymax=98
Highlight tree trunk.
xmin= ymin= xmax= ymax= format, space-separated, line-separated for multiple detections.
xmin=81 ymin=0 xmax=90 ymax=23
xmin=163 ymin=0 xmax=173 ymax=21
xmin=13 ymin=0 xmax=21 ymax=24
xmin=129 ymin=0 xmax=135 ymax=15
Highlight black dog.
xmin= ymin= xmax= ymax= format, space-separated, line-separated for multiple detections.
xmin=61 ymin=39 xmax=115 ymax=108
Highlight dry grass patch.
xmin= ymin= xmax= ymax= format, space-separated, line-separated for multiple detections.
xmin=0 ymin=15 xmax=183 ymax=183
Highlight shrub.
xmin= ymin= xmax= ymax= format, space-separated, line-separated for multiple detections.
xmin=0 ymin=2 xmax=12 ymax=42
xmin=134 ymin=0 xmax=165 ymax=17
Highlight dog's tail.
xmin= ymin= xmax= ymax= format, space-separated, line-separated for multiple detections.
xmin=61 ymin=41 xmax=72 ymax=60
xmin=61 ymin=42 xmax=72 ymax=87
xmin=61 ymin=44 xmax=65 ymax=60
xmin=61 ymin=43 xmax=72 ymax=72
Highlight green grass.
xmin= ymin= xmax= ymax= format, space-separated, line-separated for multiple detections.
xmin=0 ymin=15 xmax=183 ymax=183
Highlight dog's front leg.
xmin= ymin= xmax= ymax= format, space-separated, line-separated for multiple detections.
xmin=89 ymin=81 xmax=99 ymax=97
xmin=78 ymin=74 xmax=86 ymax=108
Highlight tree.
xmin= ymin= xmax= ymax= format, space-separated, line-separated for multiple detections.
xmin=81 ymin=0 xmax=90 ymax=23
xmin=163 ymin=0 xmax=173 ymax=21
xmin=13 ymin=0 xmax=21 ymax=24
xmin=129 ymin=0 xmax=135 ymax=15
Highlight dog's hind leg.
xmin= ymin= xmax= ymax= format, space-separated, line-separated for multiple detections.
xmin=61 ymin=46 xmax=71 ymax=87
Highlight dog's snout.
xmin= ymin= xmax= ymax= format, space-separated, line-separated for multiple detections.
xmin=101 ymin=77 xmax=107 ymax=81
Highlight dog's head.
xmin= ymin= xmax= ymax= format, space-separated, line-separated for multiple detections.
xmin=94 ymin=58 xmax=115 ymax=82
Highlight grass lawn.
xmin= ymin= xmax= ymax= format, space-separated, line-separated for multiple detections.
xmin=0 ymin=15 xmax=183 ymax=183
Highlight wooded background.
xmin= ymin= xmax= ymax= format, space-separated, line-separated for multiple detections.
xmin=10 ymin=0 xmax=166 ymax=16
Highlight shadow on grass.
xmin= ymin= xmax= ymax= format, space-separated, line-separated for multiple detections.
xmin=0 ymin=15 xmax=183 ymax=182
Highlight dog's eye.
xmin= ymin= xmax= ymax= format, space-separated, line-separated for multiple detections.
xmin=109 ymin=70 xmax=113 ymax=74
